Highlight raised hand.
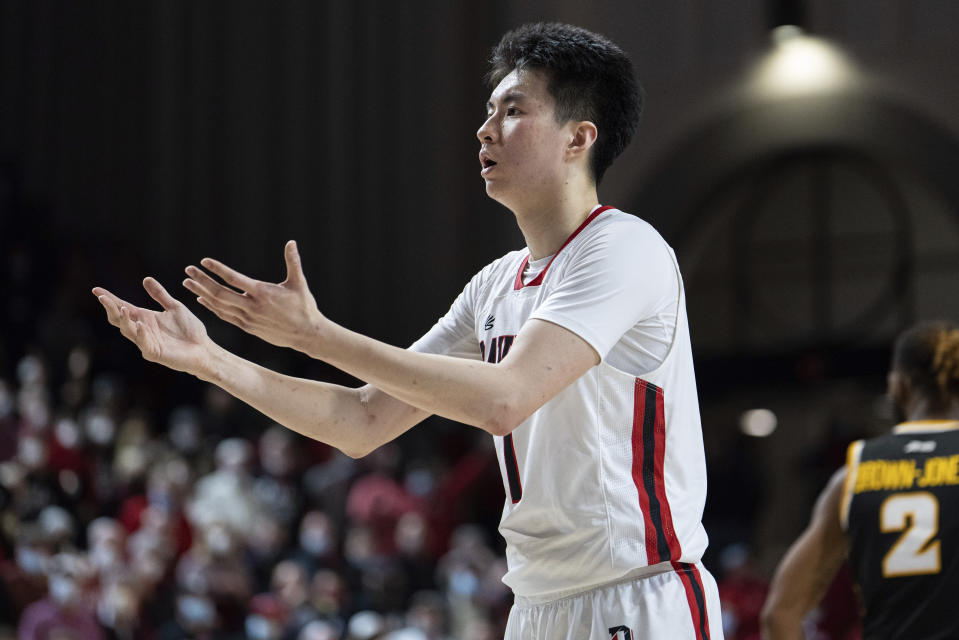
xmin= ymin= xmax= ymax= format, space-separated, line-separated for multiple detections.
xmin=92 ymin=278 xmax=213 ymax=375
xmin=182 ymin=240 xmax=327 ymax=354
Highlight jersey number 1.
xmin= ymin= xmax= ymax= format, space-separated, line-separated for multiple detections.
xmin=880 ymin=491 xmax=941 ymax=577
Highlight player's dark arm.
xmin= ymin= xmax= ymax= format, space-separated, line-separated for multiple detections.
xmin=183 ymin=241 xmax=600 ymax=437
xmin=760 ymin=468 xmax=849 ymax=640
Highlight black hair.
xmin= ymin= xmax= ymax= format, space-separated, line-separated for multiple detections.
xmin=487 ymin=22 xmax=644 ymax=185
xmin=892 ymin=321 xmax=959 ymax=408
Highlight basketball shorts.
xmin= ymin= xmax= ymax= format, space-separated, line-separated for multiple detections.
xmin=504 ymin=562 xmax=723 ymax=640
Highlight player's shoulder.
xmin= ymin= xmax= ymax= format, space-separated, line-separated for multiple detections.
xmin=585 ymin=207 xmax=668 ymax=245
xmin=572 ymin=207 xmax=673 ymax=264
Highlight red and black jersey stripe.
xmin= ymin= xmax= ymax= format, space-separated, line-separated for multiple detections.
xmin=631 ymin=378 xmax=681 ymax=564
xmin=672 ymin=561 xmax=712 ymax=640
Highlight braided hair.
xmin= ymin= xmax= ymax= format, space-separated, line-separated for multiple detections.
xmin=892 ymin=321 xmax=959 ymax=408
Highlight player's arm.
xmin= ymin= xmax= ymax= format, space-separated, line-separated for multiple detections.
xmin=184 ymin=241 xmax=600 ymax=437
xmin=307 ymin=314 xmax=599 ymax=436
xmin=92 ymin=279 xmax=428 ymax=458
xmin=760 ymin=468 xmax=849 ymax=640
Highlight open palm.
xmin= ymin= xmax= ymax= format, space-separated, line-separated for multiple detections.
xmin=92 ymin=277 xmax=212 ymax=375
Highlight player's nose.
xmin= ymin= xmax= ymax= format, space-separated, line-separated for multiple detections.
xmin=476 ymin=115 xmax=496 ymax=143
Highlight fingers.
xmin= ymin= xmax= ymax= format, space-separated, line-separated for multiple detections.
xmin=143 ymin=277 xmax=181 ymax=312
xmin=119 ymin=305 xmax=139 ymax=340
xmin=197 ymin=257 xmax=258 ymax=292
xmin=284 ymin=240 xmax=305 ymax=286
xmin=92 ymin=288 xmax=141 ymax=341
xmin=195 ymin=296 xmax=248 ymax=330
xmin=183 ymin=266 xmax=249 ymax=309
xmin=92 ymin=288 xmax=134 ymax=324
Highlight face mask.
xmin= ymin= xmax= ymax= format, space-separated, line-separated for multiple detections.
xmin=245 ymin=615 xmax=282 ymax=640
xmin=90 ymin=545 xmax=122 ymax=571
xmin=299 ymin=528 xmax=331 ymax=556
xmin=16 ymin=547 xmax=48 ymax=575
xmin=97 ymin=587 xmax=136 ymax=629
xmin=84 ymin=412 xmax=116 ymax=446
xmin=55 ymin=418 xmax=82 ymax=449
xmin=18 ymin=437 xmax=48 ymax=469
xmin=20 ymin=396 xmax=50 ymax=429
xmin=169 ymin=421 xmax=200 ymax=453
xmin=178 ymin=595 xmax=216 ymax=627
xmin=261 ymin=452 xmax=294 ymax=477
xmin=49 ymin=575 xmax=79 ymax=605
xmin=97 ymin=600 xmax=118 ymax=628
xmin=205 ymin=528 xmax=232 ymax=555
xmin=147 ymin=490 xmax=175 ymax=513
xmin=405 ymin=469 xmax=435 ymax=497
xmin=16 ymin=355 xmax=44 ymax=385
xmin=449 ymin=568 xmax=479 ymax=597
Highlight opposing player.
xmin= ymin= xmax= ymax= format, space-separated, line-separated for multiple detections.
xmin=761 ymin=322 xmax=959 ymax=640
xmin=93 ymin=23 xmax=723 ymax=639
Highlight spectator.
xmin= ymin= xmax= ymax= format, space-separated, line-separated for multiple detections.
xmin=18 ymin=552 xmax=104 ymax=640
xmin=268 ymin=560 xmax=315 ymax=639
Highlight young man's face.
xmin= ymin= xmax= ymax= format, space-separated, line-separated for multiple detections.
xmin=477 ymin=68 xmax=576 ymax=209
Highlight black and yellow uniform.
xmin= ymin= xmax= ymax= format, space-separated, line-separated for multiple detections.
xmin=840 ymin=420 xmax=959 ymax=640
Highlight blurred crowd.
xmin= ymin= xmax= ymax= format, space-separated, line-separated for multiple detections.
xmin=0 ymin=344 xmax=513 ymax=640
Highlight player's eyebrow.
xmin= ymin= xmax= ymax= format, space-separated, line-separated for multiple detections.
xmin=486 ymin=91 xmax=527 ymax=113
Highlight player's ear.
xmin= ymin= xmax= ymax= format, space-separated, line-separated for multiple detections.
xmin=566 ymin=120 xmax=597 ymax=161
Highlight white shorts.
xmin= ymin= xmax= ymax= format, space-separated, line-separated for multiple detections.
xmin=504 ymin=562 xmax=724 ymax=640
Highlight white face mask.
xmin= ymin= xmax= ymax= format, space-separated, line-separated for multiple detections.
xmin=299 ymin=528 xmax=331 ymax=556
xmin=178 ymin=595 xmax=216 ymax=627
xmin=405 ymin=469 xmax=435 ymax=497
xmin=449 ymin=567 xmax=479 ymax=597
xmin=97 ymin=599 xmax=118 ymax=628
xmin=90 ymin=545 xmax=122 ymax=571
xmin=16 ymin=355 xmax=44 ymax=385
xmin=19 ymin=396 xmax=50 ymax=430
xmin=97 ymin=587 xmax=136 ymax=629
xmin=49 ymin=575 xmax=80 ymax=605
xmin=245 ymin=615 xmax=282 ymax=640
xmin=205 ymin=527 xmax=232 ymax=555
xmin=18 ymin=436 xmax=48 ymax=469
xmin=84 ymin=412 xmax=116 ymax=446
xmin=55 ymin=418 xmax=82 ymax=449
xmin=16 ymin=547 xmax=48 ymax=575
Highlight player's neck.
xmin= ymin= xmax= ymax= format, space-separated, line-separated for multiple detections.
xmin=512 ymin=186 xmax=600 ymax=261
xmin=903 ymin=397 xmax=959 ymax=422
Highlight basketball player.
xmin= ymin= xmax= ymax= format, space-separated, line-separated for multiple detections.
xmin=761 ymin=322 xmax=959 ymax=640
xmin=93 ymin=23 xmax=723 ymax=639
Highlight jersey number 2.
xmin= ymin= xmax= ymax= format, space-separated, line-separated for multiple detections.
xmin=880 ymin=491 xmax=941 ymax=577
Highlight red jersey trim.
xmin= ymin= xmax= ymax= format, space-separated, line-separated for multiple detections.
xmin=631 ymin=378 xmax=682 ymax=564
xmin=512 ymin=205 xmax=614 ymax=290
xmin=672 ymin=562 xmax=712 ymax=640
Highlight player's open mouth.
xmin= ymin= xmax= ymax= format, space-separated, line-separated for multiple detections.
xmin=479 ymin=151 xmax=497 ymax=174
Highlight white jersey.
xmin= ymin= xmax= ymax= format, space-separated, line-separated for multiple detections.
xmin=412 ymin=205 xmax=709 ymax=599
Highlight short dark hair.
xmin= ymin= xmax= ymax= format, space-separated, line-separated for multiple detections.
xmin=487 ymin=22 xmax=644 ymax=185
xmin=892 ymin=321 xmax=959 ymax=407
